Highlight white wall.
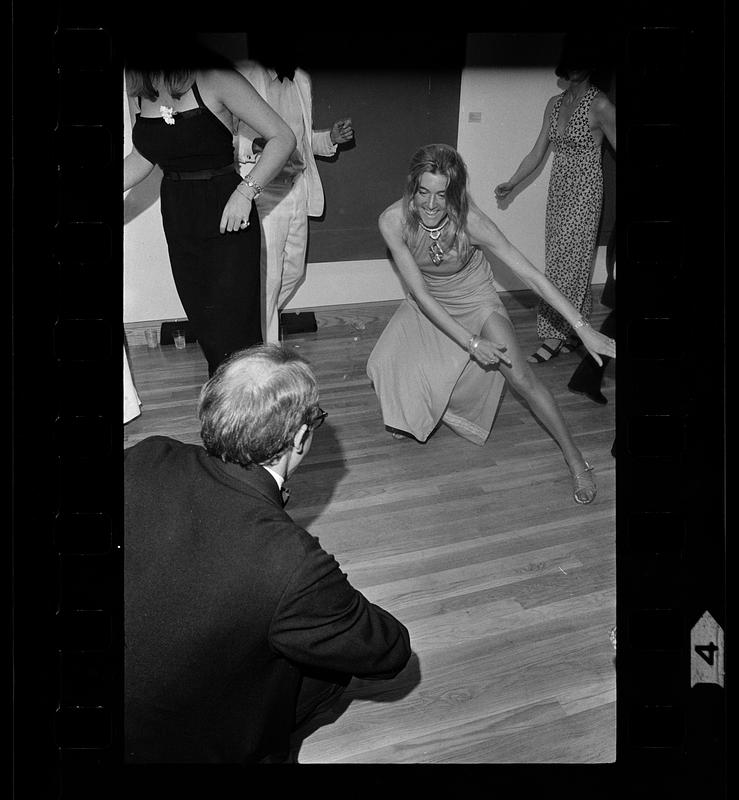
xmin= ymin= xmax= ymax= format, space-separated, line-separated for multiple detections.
xmin=123 ymin=38 xmax=607 ymax=324
xmin=123 ymin=88 xmax=187 ymax=322
xmin=458 ymin=68 xmax=553 ymax=291
xmin=457 ymin=61 xmax=607 ymax=291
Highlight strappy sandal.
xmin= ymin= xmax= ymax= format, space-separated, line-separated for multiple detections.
xmin=561 ymin=336 xmax=582 ymax=354
xmin=527 ymin=339 xmax=564 ymax=363
xmin=571 ymin=461 xmax=596 ymax=504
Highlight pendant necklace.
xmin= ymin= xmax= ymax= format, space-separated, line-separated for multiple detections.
xmin=419 ymin=216 xmax=449 ymax=266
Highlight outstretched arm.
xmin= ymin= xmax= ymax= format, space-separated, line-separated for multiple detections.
xmin=467 ymin=202 xmax=616 ymax=365
xmin=494 ymin=95 xmax=556 ymax=200
xmin=271 ymin=534 xmax=412 ymax=680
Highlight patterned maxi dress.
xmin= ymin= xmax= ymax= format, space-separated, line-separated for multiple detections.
xmin=537 ymin=85 xmax=603 ymax=341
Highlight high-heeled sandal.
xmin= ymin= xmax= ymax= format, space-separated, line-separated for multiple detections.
xmin=571 ymin=461 xmax=596 ymax=504
xmin=560 ymin=336 xmax=582 ymax=354
xmin=527 ymin=339 xmax=564 ymax=363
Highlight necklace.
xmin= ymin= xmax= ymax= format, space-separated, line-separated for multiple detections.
xmin=419 ymin=216 xmax=449 ymax=265
xmin=419 ymin=217 xmax=449 ymax=239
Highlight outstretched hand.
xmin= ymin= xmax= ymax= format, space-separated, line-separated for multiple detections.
xmin=579 ymin=326 xmax=616 ymax=367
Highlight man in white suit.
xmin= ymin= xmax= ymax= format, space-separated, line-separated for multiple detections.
xmin=234 ymin=44 xmax=354 ymax=343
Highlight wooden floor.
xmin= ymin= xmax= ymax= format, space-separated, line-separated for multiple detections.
xmin=124 ymin=290 xmax=616 ymax=764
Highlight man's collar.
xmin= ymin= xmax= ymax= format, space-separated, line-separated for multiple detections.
xmin=267 ymin=66 xmax=296 ymax=83
xmin=207 ymin=457 xmax=286 ymax=507
xmin=262 ymin=464 xmax=285 ymax=490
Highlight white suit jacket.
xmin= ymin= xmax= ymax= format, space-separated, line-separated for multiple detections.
xmin=233 ymin=61 xmax=337 ymax=218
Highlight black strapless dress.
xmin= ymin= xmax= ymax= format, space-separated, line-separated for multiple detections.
xmin=133 ymin=81 xmax=261 ymax=376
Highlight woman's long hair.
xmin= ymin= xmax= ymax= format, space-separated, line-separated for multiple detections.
xmin=402 ymin=143 xmax=471 ymax=264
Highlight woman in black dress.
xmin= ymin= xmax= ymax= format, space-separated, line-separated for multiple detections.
xmin=124 ymin=41 xmax=296 ymax=376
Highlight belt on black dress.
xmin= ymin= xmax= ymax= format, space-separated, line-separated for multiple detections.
xmin=162 ymin=164 xmax=236 ymax=181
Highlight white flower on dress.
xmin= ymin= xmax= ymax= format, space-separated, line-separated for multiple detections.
xmin=160 ymin=105 xmax=176 ymax=125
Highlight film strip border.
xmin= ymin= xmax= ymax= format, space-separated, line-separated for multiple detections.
xmin=12 ymin=12 xmax=724 ymax=797
xmin=6 ymin=18 xmax=126 ymax=797
xmin=616 ymin=13 xmax=726 ymax=792
xmin=49 ymin=22 xmax=124 ymax=795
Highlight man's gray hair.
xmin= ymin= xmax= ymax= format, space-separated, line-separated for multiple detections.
xmin=198 ymin=344 xmax=319 ymax=466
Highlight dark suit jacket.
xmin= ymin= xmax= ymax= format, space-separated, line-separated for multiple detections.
xmin=124 ymin=436 xmax=411 ymax=763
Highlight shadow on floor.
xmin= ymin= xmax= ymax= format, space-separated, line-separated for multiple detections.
xmin=289 ymin=651 xmax=422 ymax=761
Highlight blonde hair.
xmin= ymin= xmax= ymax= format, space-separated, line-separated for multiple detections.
xmin=402 ymin=143 xmax=471 ymax=264
xmin=125 ymin=68 xmax=195 ymax=102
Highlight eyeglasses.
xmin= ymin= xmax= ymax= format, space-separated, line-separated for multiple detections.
xmin=307 ymin=406 xmax=328 ymax=431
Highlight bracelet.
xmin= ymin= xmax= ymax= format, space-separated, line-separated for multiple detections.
xmin=466 ymin=334 xmax=481 ymax=354
xmin=235 ymin=182 xmax=255 ymax=201
xmin=573 ymin=317 xmax=590 ymax=330
xmin=241 ymin=176 xmax=263 ymax=198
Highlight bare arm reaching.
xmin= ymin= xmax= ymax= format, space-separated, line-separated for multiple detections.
xmin=467 ymin=202 xmax=616 ymax=365
xmin=494 ymin=95 xmax=556 ymax=200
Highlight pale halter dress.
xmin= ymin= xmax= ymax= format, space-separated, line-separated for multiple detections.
xmin=367 ymin=222 xmax=509 ymax=446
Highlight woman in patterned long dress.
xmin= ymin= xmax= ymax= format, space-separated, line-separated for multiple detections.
xmin=495 ymin=37 xmax=616 ymax=363
xmin=367 ymin=144 xmax=616 ymax=504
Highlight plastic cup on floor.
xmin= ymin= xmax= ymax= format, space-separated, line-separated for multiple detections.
xmin=145 ymin=328 xmax=159 ymax=348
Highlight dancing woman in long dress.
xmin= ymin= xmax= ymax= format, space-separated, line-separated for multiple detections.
xmin=367 ymin=144 xmax=616 ymax=504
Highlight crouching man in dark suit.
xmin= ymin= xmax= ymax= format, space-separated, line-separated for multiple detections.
xmin=124 ymin=343 xmax=411 ymax=763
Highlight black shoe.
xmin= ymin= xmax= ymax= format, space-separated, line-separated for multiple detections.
xmin=561 ymin=336 xmax=582 ymax=353
xmin=567 ymin=381 xmax=607 ymax=405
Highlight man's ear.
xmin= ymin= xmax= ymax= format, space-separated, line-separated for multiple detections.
xmin=293 ymin=423 xmax=310 ymax=454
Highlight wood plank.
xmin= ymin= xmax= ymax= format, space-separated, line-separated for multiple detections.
xmin=125 ymin=292 xmax=616 ymax=763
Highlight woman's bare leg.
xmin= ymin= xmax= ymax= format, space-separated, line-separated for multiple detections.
xmin=480 ymin=311 xmax=595 ymax=502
